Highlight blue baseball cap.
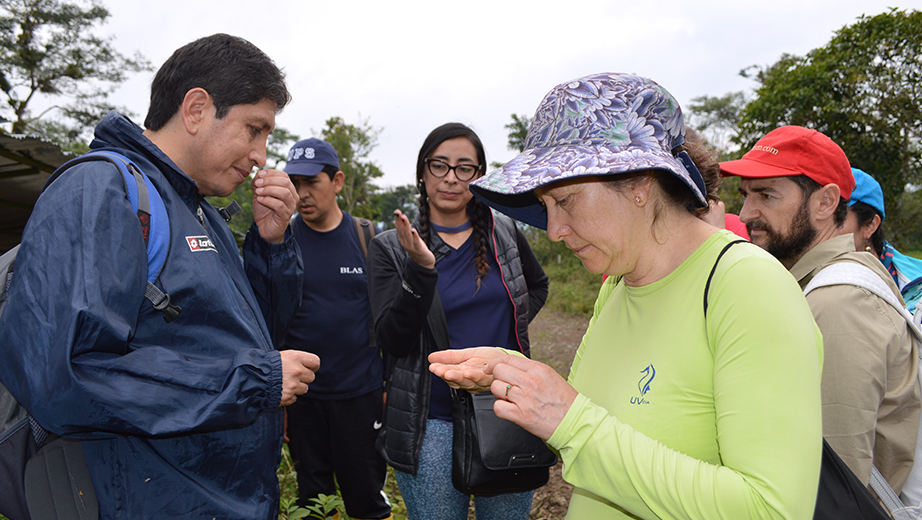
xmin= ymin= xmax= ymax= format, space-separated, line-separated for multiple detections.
xmin=284 ymin=138 xmax=340 ymax=177
xmin=848 ymin=168 xmax=885 ymax=220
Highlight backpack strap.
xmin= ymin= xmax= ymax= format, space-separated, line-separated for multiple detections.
xmin=353 ymin=217 xmax=376 ymax=259
xmin=353 ymin=217 xmax=377 ymax=349
xmin=804 ymin=262 xmax=922 ymax=345
xmin=46 ymin=151 xmax=181 ymax=322
xmin=24 ymin=437 xmax=98 ymax=520
xmin=870 ymin=466 xmax=909 ymax=516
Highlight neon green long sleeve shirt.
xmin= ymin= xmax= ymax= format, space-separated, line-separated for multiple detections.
xmin=547 ymin=231 xmax=824 ymax=519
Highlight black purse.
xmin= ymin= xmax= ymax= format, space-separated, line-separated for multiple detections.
xmin=426 ymin=287 xmax=557 ymax=496
xmin=450 ymin=390 xmax=557 ymax=496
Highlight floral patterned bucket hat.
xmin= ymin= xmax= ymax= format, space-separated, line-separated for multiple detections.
xmin=470 ymin=72 xmax=707 ymax=229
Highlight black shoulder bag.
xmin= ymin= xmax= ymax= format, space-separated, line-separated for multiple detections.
xmin=427 ymin=289 xmax=557 ymax=496
xmin=451 ymin=390 xmax=558 ymax=496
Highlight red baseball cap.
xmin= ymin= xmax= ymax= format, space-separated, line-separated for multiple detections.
xmin=720 ymin=126 xmax=853 ymax=199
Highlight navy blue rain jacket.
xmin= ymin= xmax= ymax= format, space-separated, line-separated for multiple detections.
xmin=0 ymin=112 xmax=303 ymax=519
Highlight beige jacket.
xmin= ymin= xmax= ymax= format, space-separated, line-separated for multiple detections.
xmin=791 ymin=234 xmax=920 ymax=492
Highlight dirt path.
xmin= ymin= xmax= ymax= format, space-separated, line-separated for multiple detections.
xmin=528 ymin=310 xmax=590 ymax=379
xmin=527 ymin=311 xmax=591 ymax=520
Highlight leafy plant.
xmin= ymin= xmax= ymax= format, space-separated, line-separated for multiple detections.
xmin=302 ymin=493 xmax=345 ymax=520
xmin=279 ymin=496 xmax=313 ymax=520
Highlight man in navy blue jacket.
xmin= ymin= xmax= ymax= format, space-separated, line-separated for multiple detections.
xmin=0 ymin=34 xmax=319 ymax=519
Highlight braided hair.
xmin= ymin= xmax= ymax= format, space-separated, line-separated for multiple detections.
xmin=416 ymin=123 xmax=491 ymax=290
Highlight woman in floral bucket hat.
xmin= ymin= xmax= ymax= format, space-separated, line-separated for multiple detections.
xmin=429 ymin=73 xmax=824 ymax=519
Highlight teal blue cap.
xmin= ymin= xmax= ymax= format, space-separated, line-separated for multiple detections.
xmin=848 ymin=168 xmax=885 ymax=220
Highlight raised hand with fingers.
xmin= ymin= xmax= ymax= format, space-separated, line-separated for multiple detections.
xmin=393 ymin=209 xmax=435 ymax=269
xmin=253 ymin=168 xmax=299 ymax=243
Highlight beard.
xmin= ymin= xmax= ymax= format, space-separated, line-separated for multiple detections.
xmin=747 ymin=199 xmax=817 ymax=264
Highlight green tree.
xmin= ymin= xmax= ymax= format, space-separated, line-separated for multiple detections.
xmin=685 ymin=91 xmax=747 ymax=161
xmin=505 ymin=113 xmax=532 ymax=153
xmin=736 ymin=8 xmax=922 ymax=245
xmin=320 ymin=116 xmax=383 ymax=220
xmin=267 ymin=126 xmax=300 ymax=168
xmin=369 ymin=184 xmax=418 ymax=229
xmin=490 ymin=113 xmax=533 ymax=168
xmin=0 ymin=0 xmax=152 ymax=150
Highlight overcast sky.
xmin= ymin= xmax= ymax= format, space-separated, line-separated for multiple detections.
xmin=88 ymin=0 xmax=919 ymax=188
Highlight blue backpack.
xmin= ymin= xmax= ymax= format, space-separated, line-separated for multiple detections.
xmin=0 ymin=150 xmax=177 ymax=520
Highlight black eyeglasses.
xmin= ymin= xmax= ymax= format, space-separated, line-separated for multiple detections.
xmin=424 ymin=158 xmax=482 ymax=182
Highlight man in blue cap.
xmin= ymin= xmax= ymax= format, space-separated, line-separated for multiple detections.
xmin=282 ymin=138 xmax=391 ymax=520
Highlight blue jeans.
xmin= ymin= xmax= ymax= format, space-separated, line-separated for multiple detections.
xmin=394 ymin=419 xmax=534 ymax=520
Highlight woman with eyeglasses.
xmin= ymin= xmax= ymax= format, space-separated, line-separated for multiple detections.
xmin=366 ymin=122 xmax=549 ymax=520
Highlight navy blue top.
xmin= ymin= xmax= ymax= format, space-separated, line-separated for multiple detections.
xmin=285 ymin=212 xmax=384 ymax=399
xmin=428 ymin=233 xmax=517 ymax=421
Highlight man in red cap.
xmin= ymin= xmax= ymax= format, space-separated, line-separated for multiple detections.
xmin=722 ymin=125 xmax=920 ymax=495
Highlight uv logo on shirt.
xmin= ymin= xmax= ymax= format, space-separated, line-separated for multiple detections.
xmin=631 ymin=364 xmax=655 ymax=405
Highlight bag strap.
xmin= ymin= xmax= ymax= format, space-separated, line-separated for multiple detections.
xmin=353 ymin=217 xmax=376 ymax=259
xmin=24 ymin=437 xmax=98 ymax=520
xmin=703 ymin=239 xmax=747 ymax=316
xmin=46 ymin=151 xmax=181 ymax=322
xmin=804 ymin=262 xmax=922 ymax=345
xmin=870 ymin=465 xmax=909 ymax=515
xmin=353 ymin=217 xmax=378 ymax=349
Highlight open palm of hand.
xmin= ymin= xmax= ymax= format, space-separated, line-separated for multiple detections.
xmin=429 ymin=346 xmax=507 ymax=392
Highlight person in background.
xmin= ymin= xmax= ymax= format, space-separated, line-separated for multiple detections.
xmin=686 ymin=130 xmax=750 ymax=241
xmin=430 ymin=73 xmax=823 ymax=519
xmin=701 ymin=200 xmax=750 ymax=240
xmin=723 ymin=126 xmax=920 ymax=493
xmin=282 ymin=138 xmax=392 ymax=520
xmin=366 ymin=123 xmax=549 ymax=520
xmin=843 ymin=167 xmax=922 ymax=312
xmin=845 ymin=166 xmax=922 ymax=507
xmin=0 ymin=34 xmax=318 ymax=519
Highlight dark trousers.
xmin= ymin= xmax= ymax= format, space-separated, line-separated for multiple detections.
xmin=286 ymin=388 xmax=390 ymax=519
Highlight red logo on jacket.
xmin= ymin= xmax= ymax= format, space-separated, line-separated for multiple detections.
xmin=186 ymin=236 xmax=217 ymax=252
